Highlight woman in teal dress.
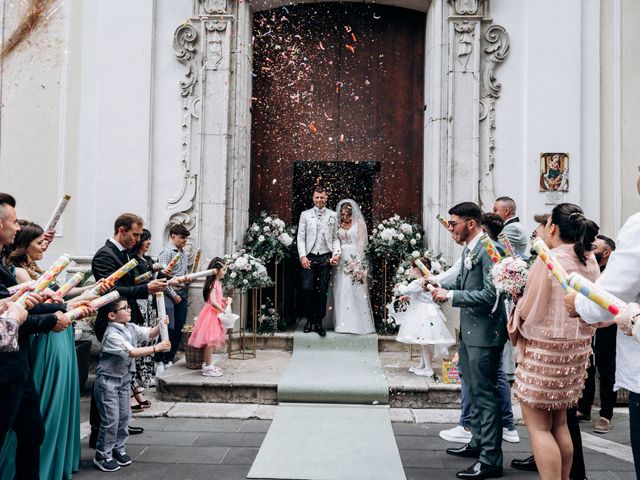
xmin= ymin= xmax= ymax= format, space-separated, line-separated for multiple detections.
xmin=0 ymin=221 xmax=81 ymax=479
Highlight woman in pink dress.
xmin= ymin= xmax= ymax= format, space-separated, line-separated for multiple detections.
xmin=188 ymin=258 xmax=228 ymax=377
xmin=511 ymin=203 xmax=600 ymax=480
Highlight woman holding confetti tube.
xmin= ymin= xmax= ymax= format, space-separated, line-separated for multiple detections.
xmin=130 ymin=229 xmax=159 ymax=407
xmin=0 ymin=220 xmax=104 ymax=480
xmin=511 ymin=203 xmax=599 ymax=480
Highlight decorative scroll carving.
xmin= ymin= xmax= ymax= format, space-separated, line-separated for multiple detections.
xmin=173 ymin=24 xmax=199 ymax=97
xmin=483 ymin=25 xmax=510 ymax=98
xmin=454 ymin=22 xmax=475 ymax=67
xmin=167 ymin=22 xmax=202 ymax=240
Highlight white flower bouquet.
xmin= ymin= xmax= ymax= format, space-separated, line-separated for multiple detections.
xmin=343 ymin=255 xmax=367 ymax=285
xmin=243 ymin=211 xmax=297 ymax=263
xmin=491 ymin=256 xmax=529 ymax=300
xmin=222 ymin=250 xmax=274 ymax=293
xmin=367 ymin=214 xmax=424 ymax=262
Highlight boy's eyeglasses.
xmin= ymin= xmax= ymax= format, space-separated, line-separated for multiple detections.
xmin=115 ymin=305 xmax=131 ymax=312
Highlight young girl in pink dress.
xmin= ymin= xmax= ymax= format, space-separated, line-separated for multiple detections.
xmin=188 ymin=258 xmax=228 ymax=377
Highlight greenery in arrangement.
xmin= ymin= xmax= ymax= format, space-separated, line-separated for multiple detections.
xmin=256 ymin=298 xmax=287 ymax=335
xmin=367 ymin=215 xmax=424 ymax=262
xmin=243 ymin=211 xmax=297 ymax=263
xmin=222 ymin=250 xmax=274 ymax=293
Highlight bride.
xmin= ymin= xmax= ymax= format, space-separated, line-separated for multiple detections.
xmin=333 ymin=199 xmax=375 ymax=334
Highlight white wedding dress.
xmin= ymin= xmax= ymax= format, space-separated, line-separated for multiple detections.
xmin=333 ymin=200 xmax=376 ymax=335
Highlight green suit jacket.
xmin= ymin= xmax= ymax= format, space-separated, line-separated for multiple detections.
xmin=442 ymin=241 xmax=508 ymax=348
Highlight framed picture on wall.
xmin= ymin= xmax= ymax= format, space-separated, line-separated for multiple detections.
xmin=539 ymin=153 xmax=569 ymax=192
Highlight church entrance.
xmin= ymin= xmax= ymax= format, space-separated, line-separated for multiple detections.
xmin=249 ymin=3 xmax=426 ymax=326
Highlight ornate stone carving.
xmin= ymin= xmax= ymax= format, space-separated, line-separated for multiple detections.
xmin=454 ymin=22 xmax=475 ymax=67
xmin=198 ymin=0 xmax=227 ymax=15
xmin=173 ymin=24 xmax=199 ymax=97
xmin=167 ymin=22 xmax=202 ymax=240
xmin=478 ymin=24 xmax=510 ymax=208
xmin=483 ymin=25 xmax=510 ymax=98
xmin=451 ymin=0 xmax=479 ymax=15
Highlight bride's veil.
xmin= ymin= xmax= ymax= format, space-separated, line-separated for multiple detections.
xmin=336 ymin=199 xmax=368 ymax=254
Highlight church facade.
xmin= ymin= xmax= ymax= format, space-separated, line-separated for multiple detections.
xmin=0 ymin=0 xmax=637 ymax=274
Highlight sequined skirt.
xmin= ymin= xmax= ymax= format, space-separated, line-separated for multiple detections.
xmin=514 ymin=337 xmax=592 ymax=411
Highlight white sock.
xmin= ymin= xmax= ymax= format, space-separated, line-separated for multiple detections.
xmin=421 ymin=345 xmax=433 ymax=372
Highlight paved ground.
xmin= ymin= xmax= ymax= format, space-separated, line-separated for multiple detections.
xmin=75 ymin=406 xmax=636 ymax=479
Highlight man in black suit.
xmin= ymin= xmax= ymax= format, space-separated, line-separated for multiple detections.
xmin=88 ymin=213 xmax=167 ymax=446
xmin=0 ymin=193 xmax=74 ymax=479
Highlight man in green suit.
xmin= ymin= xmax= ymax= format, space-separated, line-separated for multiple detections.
xmin=432 ymin=202 xmax=507 ymax=479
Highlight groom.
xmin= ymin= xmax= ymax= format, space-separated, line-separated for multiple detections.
xmin=297 ymin=185 xmax=341 ymax=337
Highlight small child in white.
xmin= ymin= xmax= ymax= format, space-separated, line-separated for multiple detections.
xmin=394 ymin=257 xmax=454 ymax=378
xmin=93 ymin=299 xmax=170 ymax=472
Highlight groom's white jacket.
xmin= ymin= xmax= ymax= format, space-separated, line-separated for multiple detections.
xmin=297 ymin=208 xmax=341 ymax=259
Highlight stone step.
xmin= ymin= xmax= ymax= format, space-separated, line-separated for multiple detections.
xmin=249 ymin=331 xmax=436 ymax=354
xmin=156 ymin=351 xmax=461 ymax=409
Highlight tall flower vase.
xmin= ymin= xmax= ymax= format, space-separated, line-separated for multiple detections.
xmin=227 ymin=288 xmax=261 ymax=359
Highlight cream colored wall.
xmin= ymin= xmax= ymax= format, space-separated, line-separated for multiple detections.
xmin=601 ymin=0 xmax=640 ymax=238
xmin=621 ymin=0 xmax=640 ymax=221
xmin=0 ymin=1 xmax=66 ymax=229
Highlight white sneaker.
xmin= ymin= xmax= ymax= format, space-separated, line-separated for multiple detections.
xmin=439 ymin=425 xmax=473 ymax=443
xmin=202 ymin=366 xmax=223 ymax=377
xmin=414 ymin=368 xmax=434 ymax=377
xmin=155 ymin=362 xmax=165 ymax=374
xmin=502 ymin=427 xmax=520 ymax=443
xmin=201 ymin=363 xmax=217 ymax=371
xmin=164 ymin=361 xmax=173 ymax=369
xmin=409 ymin=364 xmax=425 ymax=373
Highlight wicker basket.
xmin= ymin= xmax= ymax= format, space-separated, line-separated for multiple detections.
xmin=182 ymin=332 xmax=204 ymax=369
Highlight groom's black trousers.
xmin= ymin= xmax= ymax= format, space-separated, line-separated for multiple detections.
xmin=300 ymin=252 xmax=332 ymax=326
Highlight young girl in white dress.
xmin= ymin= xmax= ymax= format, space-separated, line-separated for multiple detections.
xmin=394 ymin=257 xmax=454 ymax=377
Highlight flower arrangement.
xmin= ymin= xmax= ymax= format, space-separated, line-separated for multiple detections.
xmin=367 ymin=215 xmax=424 ymax=262
xmin=243 ymin=211 xmax=296 ymax=263
xmin=256 ymin=298 xmax=287 ymax=335
xmin=343 ymin=255 xmax=368 ymax=285
xmin=491 ymin=256 xmax=529 ymax=300
xmin=392 ymin=249 xmax=450 ymax=289
xmin=222 ymin=250 xmax=274 ymax=293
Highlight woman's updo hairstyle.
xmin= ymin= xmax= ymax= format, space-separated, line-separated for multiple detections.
xmin=550 ymin=203 xmax=599 ymax=265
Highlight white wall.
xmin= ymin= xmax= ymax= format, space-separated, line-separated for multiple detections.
xmin=491 ymin=0 xmax=601 ymax=234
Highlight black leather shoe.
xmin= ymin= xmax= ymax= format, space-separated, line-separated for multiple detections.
xmin=313 ymin=324 xmax=326 ymax=337
xmin=510 ymin=455 xmax=537 ymax=472
xmin=456 ymin=461 xmax=503 ymax=479
xmin=446 ymin=443 xmax=481 ymax=458
xmin=128 ymin=426 xmax=144 ymax=435
xmin=89 ymin=428 xmax=98 ymax=449
xmin=303 ymin=322 xmax=312 ymax=333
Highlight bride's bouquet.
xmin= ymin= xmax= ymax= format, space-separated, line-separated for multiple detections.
xmin=491 ymin=256 xmax=529 ymax=300
xmin=343 ymin=255 xmax=367 ymax=285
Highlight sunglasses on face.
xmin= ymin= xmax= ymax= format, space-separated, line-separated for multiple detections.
xmin=448 ymin=219 xmax=470 ymax=228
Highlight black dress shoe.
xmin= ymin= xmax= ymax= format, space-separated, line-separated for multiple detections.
xmin=303 ymin=322 xmax=312 ymax=333
xmin=446 ymin=443 xmax=481 ymax=458
xmin=89 ymin=428 xmax=98 ymax=449
xmin=510 ymin=455 xmax=537 ymax=472
xmin=128 ymin=426 xmax=144 ymax=435
xmin=456 ymin=461 xmax=503 ymax=479
xmin=313 ymin=324 xmax=326 ymax=337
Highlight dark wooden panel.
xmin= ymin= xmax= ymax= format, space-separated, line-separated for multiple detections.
xmin=251 ymin=4 xmax=425 ymax=224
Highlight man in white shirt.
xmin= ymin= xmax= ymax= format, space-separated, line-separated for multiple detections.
xmin=564 ymin=166 xmax=640 ymax=478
